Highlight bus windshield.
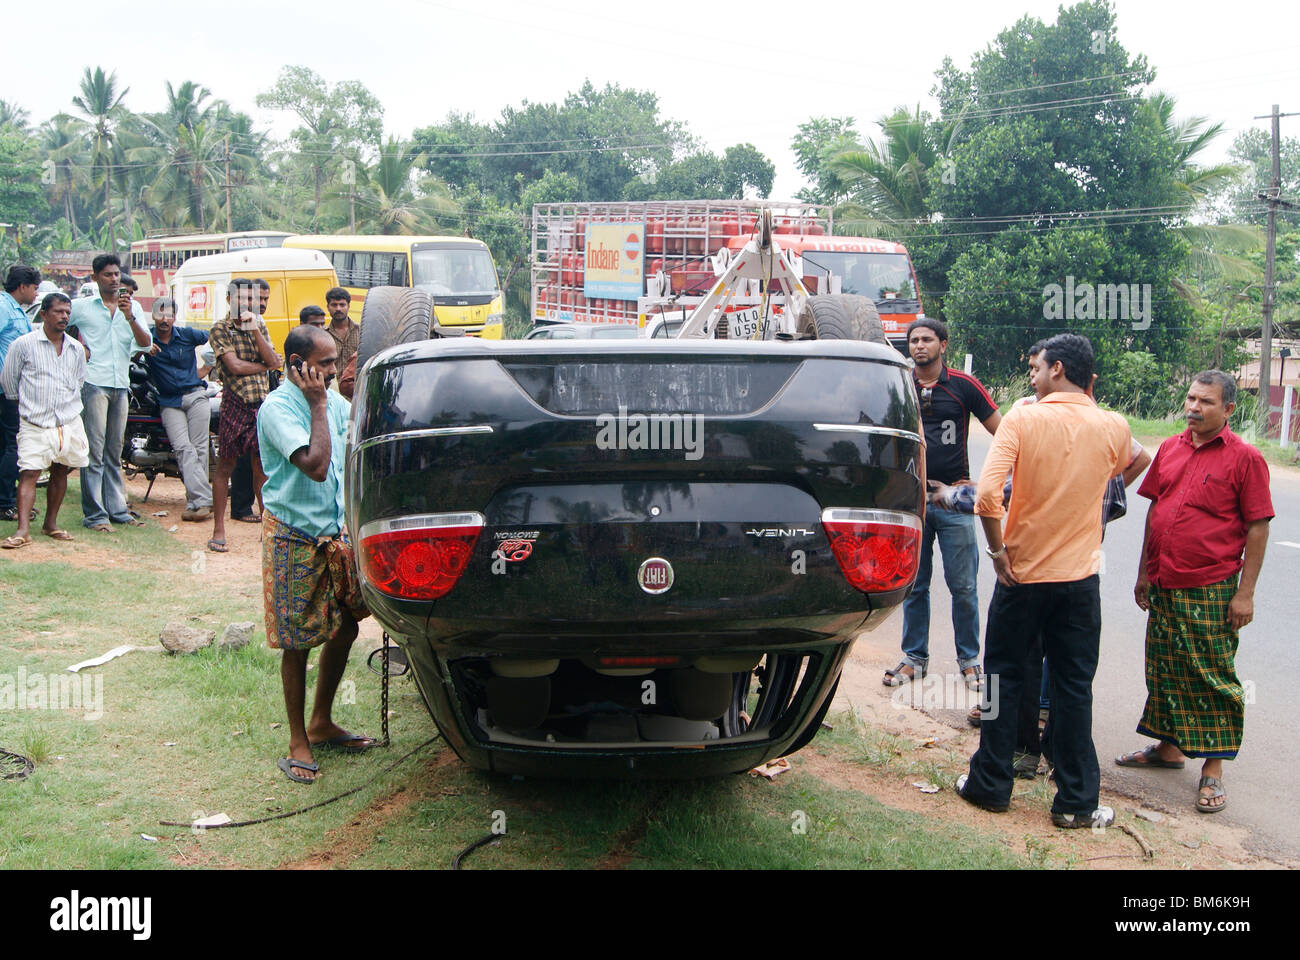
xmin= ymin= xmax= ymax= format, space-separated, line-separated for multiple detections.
xmin=411 ymin=247 xmax=499 ymax=297
xmin=801 ymin=251 xmax=918 ymax=305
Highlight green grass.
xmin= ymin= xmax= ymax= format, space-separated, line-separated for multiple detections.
xmin=2 ymin=480 xmax=1035 ymax=870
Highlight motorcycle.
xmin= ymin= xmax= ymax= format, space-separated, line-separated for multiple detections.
xmin=122 ymin=359 xmax=220 ymax=501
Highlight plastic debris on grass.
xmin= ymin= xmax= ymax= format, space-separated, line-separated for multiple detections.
xmin=67 ymin=644 xmax=146 ymax=673
xmin=912 ymin=781 xmax=941 ymax=794
xmin=191 ymin=813 xmax=232 ymax=829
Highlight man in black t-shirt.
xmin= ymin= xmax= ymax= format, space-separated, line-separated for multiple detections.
xmin=884 ymin=318 xmax=1001 ymax=691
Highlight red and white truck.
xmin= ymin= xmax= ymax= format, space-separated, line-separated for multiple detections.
xmin=530 ymin=200 xmax=925 ymax=343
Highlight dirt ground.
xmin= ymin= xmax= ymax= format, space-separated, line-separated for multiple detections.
xmin=51 ymin=473 xmax=1291 ymax=870
xmin=828 ymin=643 xmax=1296 ymax=870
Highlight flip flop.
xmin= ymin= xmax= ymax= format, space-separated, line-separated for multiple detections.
xmin=1115 ymin=744 xmax=1185 ymax=769
xmin=42 ymin=529 xmax=74 ymax=541
xmin=276 ymin=757 xmax=319 ymax=784
xmin=310 ymin=732 xmax=378 ymax=752
xmin=234 ymin=513 xmax=262 ymax=523
xmin=1 ymin=535 xmax=32 ymax=550
xmin=207 ymin=538 xmax=228 ymax=553
xmin=89 ymin=523 xmax=112 ymax=533
xmin=1197 ymin=775 xmax=1227 ymax=814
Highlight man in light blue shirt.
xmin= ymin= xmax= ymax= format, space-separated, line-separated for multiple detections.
xmin=1 ymin=265 xmax=40 ymax=521
xmin=258 ymin=325 xmax=372 ymax=785
xmin=68 ymin=253 xmax=151 ymax=531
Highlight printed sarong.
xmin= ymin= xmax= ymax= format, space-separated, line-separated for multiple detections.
xmin=1137 ymin=576 xmax=1244 ymax=759
xmin=218 ymin=388 xmax=260 ymax=460
xmin=262 ymin=511 xmax=369 ymax=651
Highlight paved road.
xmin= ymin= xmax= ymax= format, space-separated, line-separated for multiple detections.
xmin=867 ymin=429 xmax=1300 ymax=860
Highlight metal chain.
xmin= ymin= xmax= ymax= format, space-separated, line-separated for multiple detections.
xmin=381 ymin=632 xmax=391 ymax=748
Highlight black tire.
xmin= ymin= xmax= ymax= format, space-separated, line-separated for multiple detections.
xmin=355 ymin=286 xmax=438 ymax=372
xmin=795 ymin=293 xmax=888 ymax=345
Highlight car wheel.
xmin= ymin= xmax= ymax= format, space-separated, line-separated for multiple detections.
xmin=355 ymin=286 xmax=439 ymax=372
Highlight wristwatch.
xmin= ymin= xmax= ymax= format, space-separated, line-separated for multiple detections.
xmin=985 ymin=545 xmax=1006 ymax=559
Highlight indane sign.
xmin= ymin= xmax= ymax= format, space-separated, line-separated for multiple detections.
xmin=584 ymin=222 xmax=644 ymax=301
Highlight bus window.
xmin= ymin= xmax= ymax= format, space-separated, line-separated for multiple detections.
xmin=391 ymin=255 xmax=407 ymax=286
xmin=353 ymin=253 xmax=373 ymax=288
xmin=331 ymin=251 xmax=352 ymax=285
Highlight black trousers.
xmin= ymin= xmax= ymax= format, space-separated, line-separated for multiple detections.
xmin=230 ymin=453 xmax=254 ymax=517
xmin=965 ymin=575 xmax=1101 ymax=814
xmin=1016 ymin=631 xmax=1045 ymax=758
xmin=0 ymin=394 xmax=18 ymax=510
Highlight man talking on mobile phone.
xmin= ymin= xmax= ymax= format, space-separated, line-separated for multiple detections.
xmin=258 ymin=325 xmax=372 ymax=784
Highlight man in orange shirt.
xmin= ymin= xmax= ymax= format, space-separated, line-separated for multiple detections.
xmin=955 ymin=334 xmax=1132 ymax=828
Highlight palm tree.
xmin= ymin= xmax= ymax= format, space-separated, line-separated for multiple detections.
xmin=133 ymin=83 xmax=228 ymax=231
xmin=1144 ymin=92 xmax=1262 ymax=297
xmin=0 ymin=99 xmax=30 ymax=132
xmin=353 ymin=138 xmax=458 ymax=234
xmin=72 ymin=67 xmax=130 ymax=248
xmin=39 ymin=114 xmax=91 ymax=241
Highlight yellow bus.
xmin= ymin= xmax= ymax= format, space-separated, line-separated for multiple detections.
xmin=282 ymin=234 xmax=504 ymax=338
xmin=127 ymin=230 xmax=291 ymax=311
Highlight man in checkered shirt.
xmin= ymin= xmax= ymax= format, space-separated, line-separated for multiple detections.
xmin=207 ymin=278 xmax=282 ymax=553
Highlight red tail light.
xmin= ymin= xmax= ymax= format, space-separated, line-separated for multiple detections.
xmin=358 ymin=513 xmax=484 ymax=600
xmin=821 ymin=508 xmax=921 ymax=593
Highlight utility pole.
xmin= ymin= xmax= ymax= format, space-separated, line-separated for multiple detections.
xmin=224 ymin=134 xmax=233 ymax=234
xmin=1253 ymin=105 xmax=1298 ymax=437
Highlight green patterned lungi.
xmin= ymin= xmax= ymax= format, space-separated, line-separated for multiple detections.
xmin=1136 ymin=576 xmax=1244 ymax=759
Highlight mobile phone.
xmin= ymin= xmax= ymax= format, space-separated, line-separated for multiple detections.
xmin=291 ymin=357 xmax=305 ymax=376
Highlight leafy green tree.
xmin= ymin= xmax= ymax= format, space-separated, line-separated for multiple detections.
xmin=479 ymin=81 xmax=690 ymax=204
xmin=38 ymin=114 xmax=91 ymax=242
xmin=928 ymin=1 xmax=1195 ymax=388
xmin=791 ymin=117 xmax=861 ymax=203
xmin=721 ymin=143 xmax=774 ymax=199
xmin=256 ymin=66 xmax=384 ymax=228
xmin=0 ymin=126 xmax=49 ymax=263
xmin=411 ymin=111 xmax=490 ymax=194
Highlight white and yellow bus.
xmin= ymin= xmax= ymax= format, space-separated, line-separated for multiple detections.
xmin=128 ymin=230 xmax=291 ymax=311
xmin=282 ymin=234 xmax=504 ymax=338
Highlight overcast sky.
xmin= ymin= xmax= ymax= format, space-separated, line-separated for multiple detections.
xmin=6 ymin=0 xmax=1299 ymax=199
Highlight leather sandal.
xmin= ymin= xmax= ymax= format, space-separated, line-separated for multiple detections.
xmin=883 ymin=661 xmax=926 ymax=687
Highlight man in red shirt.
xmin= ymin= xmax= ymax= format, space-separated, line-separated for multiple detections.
xmin=1117 ymin=370 xmax=1273 ymax=815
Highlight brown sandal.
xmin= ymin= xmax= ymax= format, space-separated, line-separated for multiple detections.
xmin=43 ymin=529 xmax=74 ymax=541
xmin=1 ymin=534 xmax=32 ymax=550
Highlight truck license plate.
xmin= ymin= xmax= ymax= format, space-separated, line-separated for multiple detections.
xmin=727 ymin=308 xmax=760 ymax=339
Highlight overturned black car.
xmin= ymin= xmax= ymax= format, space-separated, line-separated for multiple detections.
xmin=347 ymin=292 xmax=923 ymax=777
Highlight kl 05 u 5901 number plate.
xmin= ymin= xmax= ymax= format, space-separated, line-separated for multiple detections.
xmin=637 ymin=557 xmax=674 ymax=594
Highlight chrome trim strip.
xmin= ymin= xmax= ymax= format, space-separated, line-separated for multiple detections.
xmin=813 ymin=423 xmax=921 ymax=442
xmin=354 ymin=425 xmax=493 ymax=455
xmin=820 ymin=508 xmax=923 ymax=531
xmin=358 ymin=511 xmax=485 ymax=543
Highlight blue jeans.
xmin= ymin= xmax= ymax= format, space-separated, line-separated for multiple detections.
xmin=0 ymin=393 xmax=18 ymax=510
xmin=80 ymin=383 xmax=131 ymax=527
xmin=901 ymin=508 xmax=981 ymax=671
